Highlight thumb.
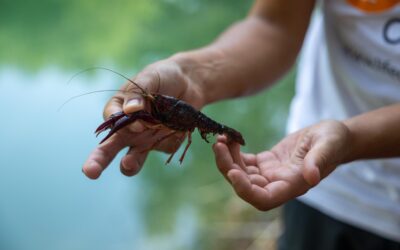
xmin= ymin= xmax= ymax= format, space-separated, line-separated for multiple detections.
xmin=123 ymin=98 xmax=145 ymax=114
xmin=302 ymin=143 xmax=329 ymax=187
xmin=122 ymin=71 xmax=159 ymax=114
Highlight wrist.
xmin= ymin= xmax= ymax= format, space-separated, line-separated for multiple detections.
xmin=341 ymin=118 xmax=361 ymax=164
xmin=169 ymin=48 xmax=227 ymax=106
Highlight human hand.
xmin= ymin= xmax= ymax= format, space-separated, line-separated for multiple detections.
xmin=213 ymin=120 xmax=351 ymax=211
xmin=82 ymin=59 xmax=205 ymax=179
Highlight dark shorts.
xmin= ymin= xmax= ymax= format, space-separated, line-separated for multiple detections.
xmin=278 ymin=199 xmax=400 ymax=250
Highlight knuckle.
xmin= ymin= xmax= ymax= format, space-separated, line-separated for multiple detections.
xmin=125 ymin=83 xmax=142 ymax=94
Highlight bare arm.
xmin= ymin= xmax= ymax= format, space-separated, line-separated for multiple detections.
xmin=343 ymin=103 xmax=400 ymax=162
xmin=172 ymin=0 xmax=316 ymax=104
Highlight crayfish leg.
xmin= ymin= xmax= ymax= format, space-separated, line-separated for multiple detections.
xmin=179 ymin=132 xmax=192 ymax=164
xmin=166 ymin=151 xmax=177 ymax=164
xmin=166 ymin=132 xmax=187 ymax=164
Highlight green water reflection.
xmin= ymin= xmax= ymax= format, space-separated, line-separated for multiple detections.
xmin=1 ymin=0 xmax=295 ymax=249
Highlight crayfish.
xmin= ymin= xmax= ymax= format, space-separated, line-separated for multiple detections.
xmin=93 ymin=68 xmax=245 ymax=164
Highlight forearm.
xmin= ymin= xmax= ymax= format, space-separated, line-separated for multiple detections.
xmin=343 ymin=103 xmax=400 ymax=163
xmin=170 ymin=1 xmax=315 ymax=105
xmin=171 ymin=18 xmax=298 ymax=104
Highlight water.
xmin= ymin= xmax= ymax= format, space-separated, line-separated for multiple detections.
xmin=0 ymin=67 xmax=165 ymax=250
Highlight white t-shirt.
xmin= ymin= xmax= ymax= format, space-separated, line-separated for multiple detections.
xmin=287 ymin=0 xmax=400 ymax=242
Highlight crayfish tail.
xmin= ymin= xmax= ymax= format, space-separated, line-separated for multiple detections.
xmin=224 ymin=127 xmax=245 ymax=146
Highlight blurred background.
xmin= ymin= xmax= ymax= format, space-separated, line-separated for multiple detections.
xmin=0 ymin=0 xmax=296 ymax=249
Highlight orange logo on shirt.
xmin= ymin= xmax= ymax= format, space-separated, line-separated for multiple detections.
xmin=347 ymin=0 xmax=400 ymax=12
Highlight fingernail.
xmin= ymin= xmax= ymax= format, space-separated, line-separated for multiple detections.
xmin=124 ymin=98 xmax=143 ymax=113
xmin=127 ymin=98 xmax=141 ymax=106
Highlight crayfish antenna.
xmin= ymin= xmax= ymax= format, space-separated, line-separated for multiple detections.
xmin=67 ymin=67 xmax=148 ymax=95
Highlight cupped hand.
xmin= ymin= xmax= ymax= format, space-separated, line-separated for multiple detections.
xmin=213 ymin=120 xmax=351 ymax=211
xmin=82 ymin=59 xmax=205 ymax=179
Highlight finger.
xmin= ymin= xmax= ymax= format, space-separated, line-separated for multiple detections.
xmin=303 ymin=143 xmax=327 ymax=186
xmin=256 ymin=150 xmax=276 ymax=162
xmin=227 ymin=169 xmax=272 ymax=210
xmin=248 ymin=174 xmax=269 ymax=187
xmin=121 ymin=129 xmax=159 ymax=150
xmin=123 ymin=73 xmax=159 ymax=114
xmin=127 ymin=121 xmax=146 ymax=134
xmin=227 ymin=168 xmax=251 ymax=196
xmin=217 ymin=135 xmax=227 ymax=142
xmin=241 ymin=152 xmax=257 ymax=166
xmin=229 ymin=170 xmax=295 ymax=211
xmin=226 ymin=140 xmax=246 ymax=169
xmin=82 ymin=137 xmax=125 ymax=179
xmin=84 ymin=129 xmax=156 ymax=179
xmin=120 ymin=147 xmax=148 ymax=177
xmin=213 ymin=142 xmax=243 ymax=178
xmin=153 ymin=131 xmax=185 ymax=154
xmin=246 ymin=166 xmax=260 ymax=175
xmin=123 ymin=98 xmax=145 ymax=114
xmin=104 ymin=96 xmax=124 ymax=119
xmin=258 ymin=180 xmax=294 ymax=210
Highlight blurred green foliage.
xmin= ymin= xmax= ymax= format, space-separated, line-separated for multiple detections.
xmin=1 ymin=0 xmax=295 ymax=248
xmin=0 ymin=0 xmax=251 ymax=70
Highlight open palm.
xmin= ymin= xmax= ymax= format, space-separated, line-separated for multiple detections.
xmin=213 ymin=121 xmax=350 ymax=211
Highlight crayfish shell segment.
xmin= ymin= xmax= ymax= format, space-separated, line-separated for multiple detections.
xmin=225 ymin=128 xmax=245 ymax=146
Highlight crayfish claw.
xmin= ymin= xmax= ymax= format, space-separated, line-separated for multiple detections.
xmin=96 ymin=110 xmax=161 ymax=144
xmin=99 ymin=115 xmax=133 ymax=144
xmin=95 ymin=111 xmax=125 ymax=136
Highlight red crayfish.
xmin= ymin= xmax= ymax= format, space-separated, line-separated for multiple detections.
xmin=92 ymin=68 xmax=245 ymax=164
